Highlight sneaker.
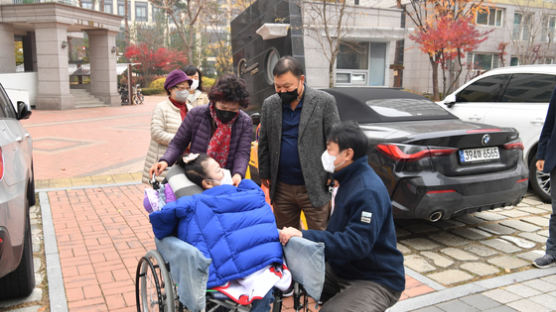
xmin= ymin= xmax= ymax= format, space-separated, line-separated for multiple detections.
xmin=533 ymin=254 xmax=556 ymax=269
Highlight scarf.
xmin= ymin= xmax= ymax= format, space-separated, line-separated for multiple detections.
xmin=207 ymin=103 xmax=238 ymax=168
xmin=169 ymin=97 xmax=188 ymax=120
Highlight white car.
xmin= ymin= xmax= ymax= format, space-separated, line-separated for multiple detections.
xmin=439 ymin=65 xmax=556 ymax=202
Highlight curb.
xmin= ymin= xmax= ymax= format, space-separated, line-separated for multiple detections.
xmin=39 ymin=192 xmax=68 ymax=312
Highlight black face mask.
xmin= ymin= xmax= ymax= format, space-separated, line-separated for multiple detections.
xmin=215 ymin=108 xmax=238 ymax=123
xmin=278 ymin=89 xmax=298 ymax=106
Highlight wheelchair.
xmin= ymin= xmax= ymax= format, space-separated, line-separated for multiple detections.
xmin=135 ymin=248 xmax=312 ymax=312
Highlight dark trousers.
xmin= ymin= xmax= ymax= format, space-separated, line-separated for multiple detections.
xmin=547 ymin=168 xmax=556 ymax=256
xmin=320 ymin=264 xmax=401 ymax=312
xmin=273 ymin=182 xmax=330 ymax=230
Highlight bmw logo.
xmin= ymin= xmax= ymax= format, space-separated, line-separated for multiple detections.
xmin=482 ymin=134 xmax=490 ymax=145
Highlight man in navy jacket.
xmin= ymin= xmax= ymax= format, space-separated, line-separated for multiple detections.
xmin=534 ymin=86 xmax=556 ymax=269
xmin=279 ymin=121 xmax=405 ymax=312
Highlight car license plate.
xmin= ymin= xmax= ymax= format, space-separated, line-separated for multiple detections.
xmin=459 ymin=147 xmax=500 ymax=163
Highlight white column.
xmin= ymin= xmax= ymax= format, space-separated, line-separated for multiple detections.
xmin=0 ymin=23 xmax=16 ymax=73
xmin=34 ymin=23 xmax=73 ymax=110
xmin=87 ymin=29 xmax=120 ymax=106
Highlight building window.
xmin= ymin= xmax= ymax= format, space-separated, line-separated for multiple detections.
xmin=476 ymin=8 xmax=503 ymax=27
xmin=510 ymin=57 xmax=519 ymax=66
xmin=354 ymin=0 xmax=360 ymax=4
xmin=513 ymin=13 xmax=531 ymax=41
xmin=104 ymin=3 xmax=113 ymax=14
xmin=545 ymin=58 xmax=554 ymax=64
xmin=541 ymin=15 xmax=556 ymax=43
xmin=135 ymin=2 xmax=148 ymax=22
xmin=81 ymin=0 xmax=93 ymax=9
xmin=467 ymin=53 xmax=500 ymax=71
xmin=337 ymin=42 xmax=368 ymax=70
xmin=118 ymin=1 xmax=131 ymax=19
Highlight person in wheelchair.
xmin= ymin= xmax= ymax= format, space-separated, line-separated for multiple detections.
xmin=279 ymin=121 xmax=405 ymax=312
xmin=149 ymin=153 xmax=290 ymax=312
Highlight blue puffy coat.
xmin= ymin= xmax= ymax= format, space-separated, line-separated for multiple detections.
xmin=149 ymin=179 xmax=283 ymax=288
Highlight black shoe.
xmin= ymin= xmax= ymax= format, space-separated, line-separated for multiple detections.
xmin=533 ymin=254 xmax=556 ymax=269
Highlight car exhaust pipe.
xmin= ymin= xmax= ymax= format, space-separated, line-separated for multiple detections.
xmin=428 ymin=211 xmax=443 ymax=222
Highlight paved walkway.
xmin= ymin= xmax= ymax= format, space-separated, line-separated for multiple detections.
xmin=1 ymin=98 xmax=555 ymax=311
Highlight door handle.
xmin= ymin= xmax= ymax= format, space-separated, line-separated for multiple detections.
xmin=15 ymin=136 xmax=23 ymax=142
xmin=468 ymin=115 xmax=482 ymax=121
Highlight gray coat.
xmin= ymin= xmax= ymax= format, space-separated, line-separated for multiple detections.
xmin=258 ymin=86 xmax=340 ymax=208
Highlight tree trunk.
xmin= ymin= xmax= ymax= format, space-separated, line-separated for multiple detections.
xmin=329 ymin=54 xmax=336 ymax=88
xmin=430 ymin=56 xmax=439 ymax=101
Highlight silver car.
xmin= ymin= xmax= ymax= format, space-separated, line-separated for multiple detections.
xmin=0 ymin=82 xmax=35 ymax=299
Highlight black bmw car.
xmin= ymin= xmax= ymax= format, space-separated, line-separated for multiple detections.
xmin=323 ymin=87 xmax=528 ymax=221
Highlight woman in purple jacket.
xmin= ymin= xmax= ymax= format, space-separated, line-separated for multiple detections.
xmin=150 ymin=74 xmax=252 ymax=186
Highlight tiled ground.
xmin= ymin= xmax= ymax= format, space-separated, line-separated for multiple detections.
xmin=20 ymin=96 xmax=164 ymax=181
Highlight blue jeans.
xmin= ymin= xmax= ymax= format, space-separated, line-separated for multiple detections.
xmin=547 ymin=168 xmax=556 ymax=256
xmin=250 ymin=289 xmax=274 ymax=312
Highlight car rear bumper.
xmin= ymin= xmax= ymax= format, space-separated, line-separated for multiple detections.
xmin=0 ymin=226 xmax=23 ymax=278
xmin=391 ymin=163 xmax=528 ymax=220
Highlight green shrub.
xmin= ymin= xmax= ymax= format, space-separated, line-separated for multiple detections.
xmin=142 ymin=87 xmax=165 ymax=95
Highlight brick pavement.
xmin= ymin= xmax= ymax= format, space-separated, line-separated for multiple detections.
xmin=40 ymin=182 xmax=433 ymax=311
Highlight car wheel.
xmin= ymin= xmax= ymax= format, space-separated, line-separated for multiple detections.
xmin=0 ymin=197 xmax=35 ymax=300
xmin=529 ymin=157 xmax=551 ymax=203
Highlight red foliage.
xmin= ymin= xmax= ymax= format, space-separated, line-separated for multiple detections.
xmin=124 ymin=44 xmax=188 ymax=85
xmin=409 ymin=15 xmax=492 ymax=65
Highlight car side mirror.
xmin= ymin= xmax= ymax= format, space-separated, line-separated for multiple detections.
xmin=16 ymin=101 xmax=31 ymax=120
xmin=251 ymin=112 xmax=260 ymax=126
xmin=443 ymin=94 xmax=457 ymax=108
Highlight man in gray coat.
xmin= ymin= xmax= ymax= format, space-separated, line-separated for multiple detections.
xmin=258 ymin=56 xmax=340 ymax=230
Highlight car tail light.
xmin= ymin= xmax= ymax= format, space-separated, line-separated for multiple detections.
xmin=426 ymin=189 xmax=456 ymax=194
xmin=503 ymin=142 xmax=524 ymax=150
xmin=466 ymin=128 xmax=501 ymax=134
xmin=376 ymin=144 xmax=457 ymax=161
xmin=0 ymin=147 xmax=3 ymax=180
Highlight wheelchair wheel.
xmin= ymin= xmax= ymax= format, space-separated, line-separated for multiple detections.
xmin=136 ymin=250 xmax=176 ymax=311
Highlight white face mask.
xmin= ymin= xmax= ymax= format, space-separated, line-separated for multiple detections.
xmin=209 ymin=168 xmax=233 ymax=186
xmin=174 ymin=89 xmax=189 ymax=102
xmin=321 ymin=151 xmax=337 ymax=173
xmin=190 ymin=79 xmax=199 ymax=91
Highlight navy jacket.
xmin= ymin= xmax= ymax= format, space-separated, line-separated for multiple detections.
xmin=302 ymin=156 xmax=405 ymax=293
xmin=149 ymin=179 xmax=283 ymax=288
xmin=537 ymin=87 xmax=556 ymax=173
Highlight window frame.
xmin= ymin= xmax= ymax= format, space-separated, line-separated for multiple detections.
xmin=476 ymin=8 xmax=504 ymax=27
xmin=456 ymin=74 xmax=510 ymax=103
xmin=501 ymin=73 xmax=556 ymax=103
xmin=104 ymin=2 xmax=113 ymax=14
xmin=467 ymin=52 xmax=500 ymax=71
xmin=135 ymin=1 xmax=148 ymax=22
xmin=513 ymin=12 xmax=532 ymax=41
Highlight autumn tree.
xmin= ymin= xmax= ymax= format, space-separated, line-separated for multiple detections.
xmin=150 ymin=0 xmax=204 ymax=64
xmin=125 ymin=44 xmax=188 ymax=86
xmin=403 ymin=0 xmax=491 ymax=100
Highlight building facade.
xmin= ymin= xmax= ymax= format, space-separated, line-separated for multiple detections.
xmin=231 ymin=0 xmax=405 ymax=109
xmin=0 ymin=0 xmax=122 ymax=109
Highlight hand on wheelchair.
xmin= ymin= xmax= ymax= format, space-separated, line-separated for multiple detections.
xmin=279 ymin=227 xmax=302 ymax=245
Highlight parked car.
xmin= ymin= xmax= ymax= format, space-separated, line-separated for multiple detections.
xmin=0 ymin=82 xmax=35 ymax=299
xmin=250 ymin=88 xmax=528 ymax=221
xmin=438 ymin=65 xmax=556 ymax=202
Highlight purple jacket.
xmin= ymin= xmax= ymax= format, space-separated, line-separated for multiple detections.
xmin=160 ymin=104 xmax=253 ymax=177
